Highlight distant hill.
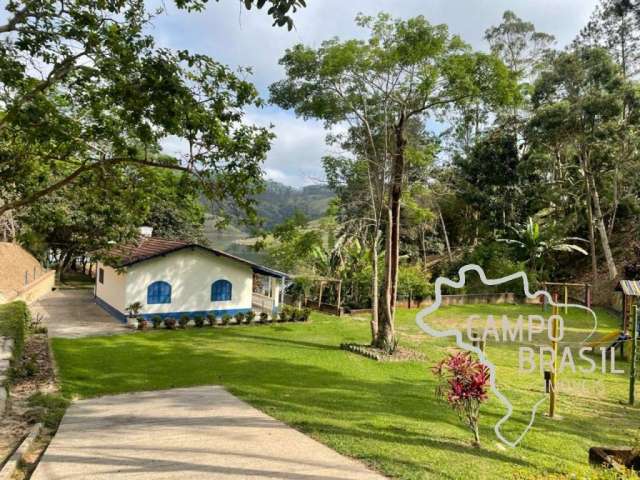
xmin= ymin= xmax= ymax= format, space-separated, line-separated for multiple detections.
xmin=253 ymin=181 xmax=334 ymax=230
xmin=204 ymin=181 xmax=334 ymax=256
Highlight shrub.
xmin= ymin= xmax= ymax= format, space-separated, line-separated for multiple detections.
xmin=433 ymin=352 xmax=490 ymax=446
xmin=12 ymin=354 xmax=38 ymax=379
xmin=259 ymin=312 xmax=269 ymax=324
xmin=164 ymin=318 xmax=177 ymax=330
xmin=221 ymin=314 xmax=232 ymax=326
xmin=151 ymin=316 xmax=163 ymax=329
xmin=206 ymin=313 xmax=216 ymax=327
xmin=0 ymin=301 xmax=29 ymax=360
xmin=290 ymin=308 xmax=301 ymax=322
xmin=235 ymin=312 xmax=246 ymax=325
xmin=26 ymin=392 xmax=70 ymax=429
xmin=137 ymin=318 xmax=149 ymax=330
xmin=301 ymin=308 xmax=311 ymax=322
xmin=278 ymin=306 xmax=292 ymax=322
xmin=179 ymin=315 xmax=190 ymax=328
xmin=246 ymin=311 xmax=256 ymax=324
xmin=194 ymin=316 xmax=205 ymax=328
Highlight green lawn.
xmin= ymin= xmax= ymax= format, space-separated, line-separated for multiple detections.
xmin=52 ymin=305 xmax=640 ymax=480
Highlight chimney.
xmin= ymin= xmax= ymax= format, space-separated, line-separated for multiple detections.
xmin=139 ymin=226 xmax=154 ymax=238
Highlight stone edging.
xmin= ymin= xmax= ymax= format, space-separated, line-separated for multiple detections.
xmin=0 ymin=423 xmax=42 ymax=480
xmin=0 ymin=336 xmax=14 ymax=413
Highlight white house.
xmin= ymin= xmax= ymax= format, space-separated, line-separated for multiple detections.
xmin=94 ymin=234 xmax=287 ymax=322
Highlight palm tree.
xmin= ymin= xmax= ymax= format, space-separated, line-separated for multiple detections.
xmin=498 ymin=217 xmax=588 ymax=277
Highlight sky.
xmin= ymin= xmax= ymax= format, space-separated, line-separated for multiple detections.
xmin=153 ymin=0 xmax=599 ymax=187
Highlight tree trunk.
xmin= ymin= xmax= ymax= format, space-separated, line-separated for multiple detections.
xmin=585 ymin=158 xmax=617 ymax=279
xmin=437 ymin=204 xmax=453 ymax=261
xmin=376 ymin=116 xmax=406 ymax=351
xmin=370 ymin=230 xmax=380 ymax=344
xmin=584 ymin=173 xmax=598 ymax=283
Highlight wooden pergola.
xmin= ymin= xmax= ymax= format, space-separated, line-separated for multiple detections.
xmin=291 ymin=274 xmax=343 ymax=316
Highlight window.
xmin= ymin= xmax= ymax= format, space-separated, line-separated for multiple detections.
xmin=147 ymin=281 xmax=171 ymax=304
xmin=98 ymin=268 xmax=104 ymax=284
xmin=211 ymin=280 xmax=232 ymax=301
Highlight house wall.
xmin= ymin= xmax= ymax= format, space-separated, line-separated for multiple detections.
xmin=124 ymin=248 xmax=254 ymax=319
xmin=95 ymin=262 xmax=127 ymax=318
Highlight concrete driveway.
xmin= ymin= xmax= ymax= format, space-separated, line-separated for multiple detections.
xmin=31 ymin=289 xmax=127 ymax=338
xmin=32 ymin=386 xmax=386 ymax=480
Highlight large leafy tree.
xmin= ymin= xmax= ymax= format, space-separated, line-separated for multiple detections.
xmin=17 ymin=164 xmax=204 ymax=278
xmin=528 ymin=47 xmax=640 ymax=280
xmin=0 ymin=0 xmax=307 ymax=222
xmin=271 ymin=13 xmax=517 ymax=350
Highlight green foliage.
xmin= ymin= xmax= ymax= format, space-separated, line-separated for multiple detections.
xmin=179 ymin=316 xmax=190 ymax=328
xmin=0 ymin=0 xmax=273 ymax=225
xmin=397 ymin=265 xmax=434 ymax=301
xmin=247 ymin=311 xmax=256 ymax=323
xmin=234 ymin=312 xmax=246 ymax=324
xmin=151 ymin=316 xmax=163 ymax=329
xmin=259 ymin=312 xmax=269 ymax=323
xmin=26 ymin=392 xmax=70 ymax=430
xmin=221 ymin=314 xmax=232 ymax=326
xmin=0 ymin=301 xmax=29 ymax=361
xmin=206 ymin=314 xmax=216 ymax=326
xmin=164 ymin=318 xmax=177 ymax=330
xmin=194 ymin=316 xmax=205 ymax=328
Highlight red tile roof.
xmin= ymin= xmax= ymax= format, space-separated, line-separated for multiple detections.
xmin=103 ymin=236 xmax=287 ymax=278
xmin=107 ymin=237 xmax=190 ymax=266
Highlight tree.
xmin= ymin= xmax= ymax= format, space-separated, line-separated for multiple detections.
xmin=498 ymin=217 xmax=588 ymax=278
xmin=271 ymin=13 xmax=516 ymax=351
xmin=485 ymin=10 xmax=556 ymax=83
xmin=575 ymin=0 xmax=640 ymax=79
xmin=17 ymin=163 xmax=205 ymax=278
xmin=528 ymin=47 xmax=640 ymax=280
xmin=0 ymin=0 xmax=311 ymax=221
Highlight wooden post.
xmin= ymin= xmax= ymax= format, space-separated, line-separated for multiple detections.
xmin=564 ymin=285 xmax=568 ymax=314
xmin=336 ymin=280 xmax=342 ymax=312
xmin=630 ymin=305 xmax=638 ymax=406
xmin=585 ymin=284 xmax=591 ymax=309
xmin=549 ymin=293 xmax=559 ymax=418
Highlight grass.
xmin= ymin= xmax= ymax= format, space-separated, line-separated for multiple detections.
xmin=51 ymin=304 xmax=640 ymax=479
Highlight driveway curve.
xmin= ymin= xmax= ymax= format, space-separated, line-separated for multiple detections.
xmin=31 ymin=289 xmax=127 ymax=338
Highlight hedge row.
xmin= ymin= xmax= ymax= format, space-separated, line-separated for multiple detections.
xmin=0 ymin=301 xmax=29 ymax=360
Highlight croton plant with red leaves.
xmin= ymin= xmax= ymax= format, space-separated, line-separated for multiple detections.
xmin=432 ymin=351 xmax=490 ymax=446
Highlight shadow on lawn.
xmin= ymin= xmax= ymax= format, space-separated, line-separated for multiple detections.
xmin=52 ymin=326 xmax=633 ymax=477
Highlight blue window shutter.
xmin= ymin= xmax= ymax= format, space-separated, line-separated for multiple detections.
xmin=211 ymin=280 xmax=232 ymax=301
xmin=147 ymin=281 xmax=171 ymax=304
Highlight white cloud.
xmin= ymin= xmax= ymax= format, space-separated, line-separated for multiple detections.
xmin=150 ymin=0 xmax=599 ymax=186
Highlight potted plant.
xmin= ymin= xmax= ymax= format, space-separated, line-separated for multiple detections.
xmin=137 ymin=317 xmax=149 ymax=330
xmin=179 ymin=315 xmax=190 ymax=329
xmin=221 ymin=314 xmax=232 ymax=326
xmin=151 ymin=316 xmax=163 ymax=329
xmin=206 ymin=313 xmax=216 ymax=327
xmin=125 ymin=302 xmax=143 ymax=329
xmin=259 ymin=312 xmax=269 ymax=324
xmin=246 ymin=311 xmax=256 ymax=325
xmin=235 ymin=312 xmax=246 ymax=325
xmin=194 ymin=316 xmax=205 ymax=328
xmin=164 ymin=318 xmax=177 ymax=330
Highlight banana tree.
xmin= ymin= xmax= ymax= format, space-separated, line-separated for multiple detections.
xmin=498 ymin=217 xmax=588 ymax=277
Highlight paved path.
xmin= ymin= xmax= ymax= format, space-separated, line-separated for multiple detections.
xmin=31 ymin=289 xmax=127 ymax=338
xmin=32 ymin=386 xmax=386 ymax=480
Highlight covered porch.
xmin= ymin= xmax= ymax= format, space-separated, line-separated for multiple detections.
xmin=251 ymin=271 xmax=287 ymax=316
